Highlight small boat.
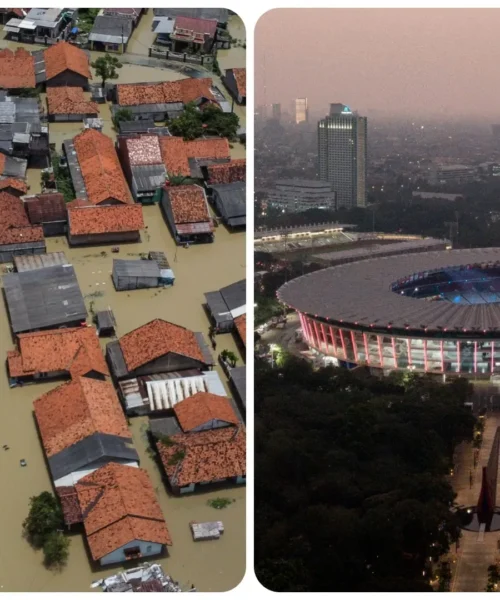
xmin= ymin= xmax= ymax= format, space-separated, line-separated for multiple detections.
xmin=111 ymin=246 xmax=120 ymax=253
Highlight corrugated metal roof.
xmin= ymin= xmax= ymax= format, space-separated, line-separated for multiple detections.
xmin=211 ymin=181 xmax=246 ymax=219
xmin=229 ymin=366 xmax=246 ymax=408
xmin=112 ymin=259 xmax=161 ymax=278
xmin=63 ymin=138 xmax=87 ymax=200
xmin=131 ymin=164 xmax=166 ymax=192
xmin=14 ymin=251 xmax=69 ymax=272
xmin=153 ymin=8 xmax=228 ymax=22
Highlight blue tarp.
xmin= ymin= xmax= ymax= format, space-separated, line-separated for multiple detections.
xmin=71 ymin=27 xmax=78 ymax=34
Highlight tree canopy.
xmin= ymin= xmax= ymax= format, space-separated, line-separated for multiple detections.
xmin=23 ymin=491 xmax=64 ymax=549
xmin=91 ymin=54 xmax=122 ymax=87
xmin=255 ymin=359 xmax=475 ymax=592
xmin=169 ymin=102 xmax=240 ymax=141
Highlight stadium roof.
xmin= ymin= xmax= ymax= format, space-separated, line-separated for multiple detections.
xmin=278 ymin=248 xmax=500 ymax=334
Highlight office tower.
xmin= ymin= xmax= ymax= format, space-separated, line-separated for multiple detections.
xmin=295 ymin=98 xmax=308 ymax=124
xmin=272 ymin=103 xmax=281 ymax=121
xmin=318 ymin=103 xmax=367 ymax=208
xmin=268 ymin=179 xmax=337 ymax=213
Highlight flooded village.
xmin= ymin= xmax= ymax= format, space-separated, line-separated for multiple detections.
xmin=0 ymin=8 xmax=246 ymax=592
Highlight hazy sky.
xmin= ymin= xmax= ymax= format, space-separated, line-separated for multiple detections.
xmin=255 ymin=9 xmax=500 ymax=118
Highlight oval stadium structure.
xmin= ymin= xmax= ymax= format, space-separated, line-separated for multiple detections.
xmin=278 ymin=248 xmax=500 ymax=378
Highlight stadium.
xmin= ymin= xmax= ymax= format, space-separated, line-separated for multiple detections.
xmin=277 ymin=247 xmax=500 ymax=379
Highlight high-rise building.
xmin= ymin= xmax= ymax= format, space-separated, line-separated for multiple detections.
xmin=295 ymin=98 xmax=308 ymax=124
xmin=272 ymin=103 xmax=281 ymax=121
xmin=318 ymin=103 xmax=367 ymax=208
xmin=268 ymin=179 xmax=337 ymax=213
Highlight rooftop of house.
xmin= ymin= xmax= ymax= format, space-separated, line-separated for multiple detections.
xmin=117 ymin=77 xmax=216 ymax=107
xmin=0 ymin=48 xmax=35 ymax=89
xmin=231 ymin=68 xmax=246 ymax=98
xmin=234 ymin=314 xmax=246 ymax=346
xmin=160 ymin=137 xmax=230 ymax=177
xmin=0 ymin=224 xmax=44 ymax=245
xmin=34 ymin=377 xmax=130 ymax=458
xmin=73 ymin=129 xmax=132 ymax=205
xmin=157 ymin=425 xmax=246 ymax=488
xmin=24 ymin=192 xmax=67 ymax=223
xmin=89 ymin=14 xmax=133 ymax=41
xmin=173 ymin=391 xmax=240 ymax=432
xmin=167 ymin=185 xmax=210 ymax=225
xmin=207 ymin=159 xmax=246 ymax=184
xmin=68 ymin=204 xmax=144 ymax=236
xmin=76 ymin=462 xmax=171 ymax=561
xmin=0 ymin=190 xmax=30 ymax=229
xmin=103 ymin=8 xmax=143 ymax=18
xmin=172 ymin=16 xmax=218 ymax=39
xmin=0 ymin=154 xmax=4 ymax=176
xmin=126 ymin=135 xmax=163 ymax=166
xmin=119 ymin=318 xmax=206 ymax=372
xmin=44 ymin=41 xmax=91 ymax=81
xmin=7 ymin=326 xmax=109 ymax=379
xmin=47 ymin=86 xmax=99 ymax=116
xmin=0 ymin=177 xmax=28 ymax=194
xmin=66 ymin=197 xmax=91 ymax=208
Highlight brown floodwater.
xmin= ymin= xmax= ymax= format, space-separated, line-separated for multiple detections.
xmin=0 ymin=10 xmax=246 ymax=592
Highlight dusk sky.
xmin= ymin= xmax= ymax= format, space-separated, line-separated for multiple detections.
xmin=255 ymin=9 xmax=500 ymax=118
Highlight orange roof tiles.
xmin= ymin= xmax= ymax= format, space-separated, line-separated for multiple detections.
xmin=66 ymin=198 xmax=91 ymax=208
xmin=207 ymin=159 xmax=246 ymax=184
xmin=0 ymin=154 xmax=5 ymax=176
xmin=43 ymin=41 xmax=91 ymax=81
xmin=0 ymin=48 xmax=35 ymax=89
xmin=76 ymin=463 xmax=171 ymax=560
xmin=117 ymin=77 xmax=215 ymax=107
xmin=167 ymin=185 xmax=210 ymax=225
xmin=174 ymin=392 xmax=239 ymax=432
xmin=24 ymin=192 xmax=67 ymax=223
xmin=0 ymin=191 xmax=29 ymax=228
xmin=119 ymin=318 xmax=206 ymax=372
xmin=160 ymin=137 xmax=230 ymax=177
xmin=0 ymin=225 xmax=44 ymax=245
xmin=232 ymin=68 xmax=246 ymax=98
xmin=68 ymin=204 xmax=144 ymax=236
xmin=234 ymin=314 xmax=246 ymax=346
xmin=73 ymin=129 xmax=132 ymax=205
xmin=7 ymin=326 xmax=109 ymax=379
xmin=34 ymin=377 xmax=130 ymax=457
xmin=0 ymin=178 xmax=28 ymax=194
xmin=126 ymin=136 xmax=163 ymax=166
xmin=157 ymin=425 xmax=246 ymax=488
xmin=47 ymin=87 xmax=99 ymax=116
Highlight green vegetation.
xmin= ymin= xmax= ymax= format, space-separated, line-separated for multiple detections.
xmin=255 ymin=359 xmax=475 ymax=592
xmin=42 ymin=531 xmax=70 ymax=568
xmin=112 ymin=107 xmax=133 ymax=129
xmin=169 ymin=102 xmax=240 ymax=141
xmin=16 ymin=86 xmax=41 ymax=98
xmin=168 ymin=449 xmax=186 ymax=466
xmin=207 ymin=497 xmax=233 ymax=510
xmin=168 ymin=173 xmax=197 ymax=186
xmin=77 ymin=8 xmax=100 ymax=34
xmin=156 ymin=434 xmax=175 ymax=447
xmin=23 ymin=492 xmax=70 ymax=568
xmin=220 ymin=349 xmax=238 ymax=368
xmin=51 ymin=152 xmax=75 ymax=203
xmin=91 ymin=53 xmax=123 ymax=87
xmin=436 ymin=561 xmax=452 ymax=592
xmin=212 ymin=58 xmax=221 ymax=76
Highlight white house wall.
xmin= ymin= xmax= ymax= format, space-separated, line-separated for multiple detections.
xmin=54 ymin=459 xmax=139 ymax=488
xmin=100 ymin=540 xmax=163 ymax=566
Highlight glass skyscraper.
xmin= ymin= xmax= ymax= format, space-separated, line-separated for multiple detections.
xmin=295 ymin=98 xmax=308 ymax=124
xmin=318 ymin=103 xmax=367 ymax=209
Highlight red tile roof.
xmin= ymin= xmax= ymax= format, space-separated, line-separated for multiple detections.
xmin=173 ymin=16 xmax=218 ymax=39
xmin=44 ymin=41 xmax=91 ymax=81
xmin=66 ymin=198 xmax=91 ymax=209
xmin=207 ymin=159 xmax=246 ymax=184
xmin=126 ymin=135 xmax=163 ymax=166
xmin=119 ymin=318 xmax=206 ymax=372
xmin=231 ymin=68 xmax=246 ymax=98
xmin=174 ymin=392 xmax=239 ymax=432
xmin=0 ymin=191 xmax=30 ymax=229
xmin=167 ymin=185 xmax=210 ymax=225
xmin=68 ymin=204 xmax=144 ymax=236
xmin=34 ymin=377 xmax=131 ymax=457
xmin=0 ymin=225 xmax=44 ymax=245
xmin=117 ymin=77 xmax=215 ymax=107
xmin=73 ymin=129 xmax=132 ymax=205
xmin=7 ymin=326 xmax=109 ymax=379
xmin=56 ymin=486 xmax=83 ymax=525
xmin=0 ymin=48 xmax=35 ymax=89
xmin=76 ymin=463 xmax=171 ymax=560
xmin=157 ymin=425 xmax=246 ymax=488
xmin=234 ymin=314 xmax=246 ymax=346
xmin=0 ymin=178 xmax=28 ymax=194
xmin=24 ymin=192 xmax=67 ymax=223
xmin=47 ymin=87 xmax=99 ymax=116
xmin=0 ymin=154 xmax=5 ymax=176
xmin=160 ymin=137 xmax=230 ymax=177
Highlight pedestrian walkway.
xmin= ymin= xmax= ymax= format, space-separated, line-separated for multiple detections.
xmin=451 ymin=413 xmax=500 ymax=591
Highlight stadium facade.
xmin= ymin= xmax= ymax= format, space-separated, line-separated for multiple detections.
xmin=278 ymin=248 xmax=500 ymax=379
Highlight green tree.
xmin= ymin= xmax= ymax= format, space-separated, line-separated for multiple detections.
xmin=43 ymin=531 xmax=70 ymax=567
xmin=112 ymin=107 xmax=133 ymax=129
xmin=169 ymin=103 xmax=203 ymax=140
xmin=23 ymin=491 xmax=64 ymax=548
xmin=167 ymin=173 xmax=197 ymax=186
xmin=201 ymin=104 xmax=240 ymax=139
xmin=221 ymin=349 xmax=238 ymax=367
xmin=91 ymin=54 xmax=123 ymax=87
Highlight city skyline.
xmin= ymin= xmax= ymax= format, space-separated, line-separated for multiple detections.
xmin=256 ymin=9 xmax=500 ymax=118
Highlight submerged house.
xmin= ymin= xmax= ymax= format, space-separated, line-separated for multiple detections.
xmin=209 ymin=181 xmax=246 ymax=228
xmin=222 ymin=68 xmax=246 ymax=105
xmin=43 ymin=41 xmax=92 ymax=89
xmin=112 ymin=259 xmax=161 ymax=291
xmin=206 ymin=159 xmax=246 ymax=185
xmin=106 ymin=318 xmax=213 ymax=382
xmin=153 ymin=8 xmax=228 ymax=29
xmin=159 ymin=136 xmax=230 ymax=178
xmin=160 ymin=184 xmax=214 ymax=245
xmin=155 ymin=392 xmax=246 ymax=494
xmin=4 ymin=8 xmax=72 ymax=43
xmin=89 ymin=14 xmax=133 ymax=53
xmin=46 ymin=86 xmax=99 ymax=122
xmin=24 ymin=192 xmax=68 ymax=235
xmin=204 ymin=279 xmax=246 ymax=333
xmin=3 ymin=264 xmax=87 ymax=334
xmin=67 ymin=204 xmax=144 ymax=246
xmin=0 ymin=177 xmax=28 ymax=197
xmin=7 ymin=326 xmax=109 ymax=384
xmin=169 ymin=16 xmax=218 ymax=55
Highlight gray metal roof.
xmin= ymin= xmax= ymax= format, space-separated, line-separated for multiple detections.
xmin=112 ymin=259 xmax=161 ymax=278
xmin=118 ymin=119 xmax=155 ymax=133
xmin=3 ymin=264 xmax=87 ymax=334
xmin=63 ymin=139 xmax=87 ymax=200
xmin=227 ymin=215 xmax=246 ymax=227
xmin=89 ymin=14 xmax=133 ymax=43
xmin=220 ymin=279 xmax=246 ymax=311
xmin=229 ymin=366 xmax=246 ymax=408
xmin=2 ymin=155 xmax=27 ymax=178
xmin=278 ymin=248 xmax=500 ymax=334
xmin=26 ymin=7 xmax=63 ymax=27
xmin=14 ymin=252 xmax=69 ymax=272
xmin=48 ymin=433 xmax=138 ymax=481
xmin=210 ymin=182 xmax=246 ymax=220
xmin=131 ymin=164 xmax=166 ymax=192
xmin=152 ymin=16 xmax=175 ymax=34
xmin=152 ymin=8 xmax=228 ymax=22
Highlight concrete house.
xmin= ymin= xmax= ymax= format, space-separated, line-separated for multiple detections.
xmin=47 ymin=87 xmax=99 ymax=122
xmin=67 ymin=204 xmax=144 ymax=246
xmin=89 ymin=14 xmax=133 ymax=54
xmin=0 ymin=177 xmax=28 ymax=198
xmin=44 ymin=41 xmax=92 ymax=88
xmin=209 ymin=181 xmax=246 ymax=228
xmin=24 ymin=192 xmax=68 ymax=235
xmin=4 ymin=8 xmax=72 ymax=42
xmin=204 ymin=279 xmax=246 ymax=333
xmin=169 ymin=16 xmax=218 ymax=55
xmin=106 ymin=318 xmax=213 ymax=382
xmin=160 ymin=184 xmax=214 ymax=245
xmin=112 ymin=259 xmax=161 ymax=291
